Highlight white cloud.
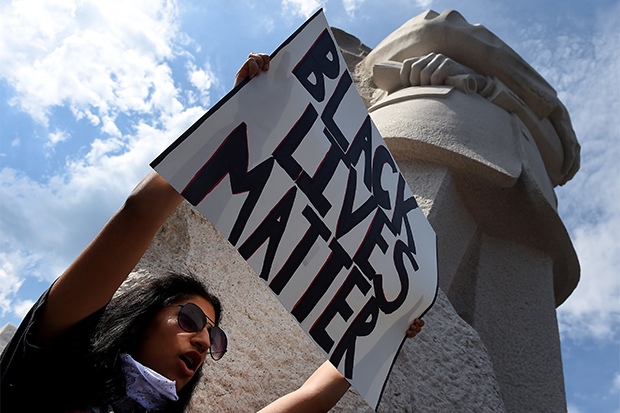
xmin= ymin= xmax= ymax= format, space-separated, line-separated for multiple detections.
xmin=101 ymin=115 xmax=122 ymax=138
xmin=282 ymin=0 xmax=325 ymax=19
xmin=262 ymin=17 xmax=276 ymax=34
xmin=413 ymin=0 xmax=433 ymax=8
xmin=0 ymin=246 xmax=38 ymax=317
xmin=0 ymin=0 xmax=224 ymax=318
xmin=13 ymin=300 xmax=35 ymax=319
xmin=613 ymin=373 xmax=620 ymax=393
xmin=558 ymin=220 xmax=620 ymax=340
xmin=567 ymin=404 xmax=583 ymax=413
xmin=188 ymin=61 xmax=218 ymax=107
xmin=46 ymin=129 xmax=70 ymax=148
xmin=71 ymin=107 xmax=101 ymax=126
xmin=188 ymin=62 xmax=216 ymax=91
xmin=342 ymin=0 xmax=363 ymax=17
xmin=0 ymin=0 xmax=184 ymax=139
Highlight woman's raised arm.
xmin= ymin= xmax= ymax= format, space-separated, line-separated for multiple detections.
xmin=35 ymin=171 xmax=183 ymax=345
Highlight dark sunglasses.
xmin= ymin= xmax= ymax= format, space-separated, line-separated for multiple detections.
xmin=172 ymin=303 xmax=227 ymax=360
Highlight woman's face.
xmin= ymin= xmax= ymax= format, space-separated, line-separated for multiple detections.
xmin=131 ymin=295 xmax=216 ymax=391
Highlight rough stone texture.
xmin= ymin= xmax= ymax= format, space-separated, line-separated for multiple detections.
xmin=392 ymin=154 xmax=570 ymax=411
xmin=379 ymin=290 xmax=505 ymax=413
xmin=472 ymin=235 xmax=564 ymax=412
xmin=0 ymin=323 xmax=17 ymax=353
xmin=130 ymin=202 xmax=505 ymax=412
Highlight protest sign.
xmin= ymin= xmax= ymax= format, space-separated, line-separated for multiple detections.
xmin=152 ymin=9 xmax=437 ymax=409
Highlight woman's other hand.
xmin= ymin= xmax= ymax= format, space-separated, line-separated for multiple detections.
xmin=406 ymin=318 xmax=425 ymax=338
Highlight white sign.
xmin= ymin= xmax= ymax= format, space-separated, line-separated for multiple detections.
xmin=152 ymin=9 xmax=437 ymax=409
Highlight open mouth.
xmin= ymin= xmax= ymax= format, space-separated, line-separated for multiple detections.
xmin=180 ymin=355 xmax=196 ymax=371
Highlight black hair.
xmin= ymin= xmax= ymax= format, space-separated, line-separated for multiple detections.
xmin=89 ymin=271 xmax=222 ymax=412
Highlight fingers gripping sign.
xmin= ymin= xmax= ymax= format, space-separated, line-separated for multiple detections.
xmin=406 ymin=318 xmax=425 ymax=338
xmin=234 ymin=52 xmax=271 ymax=87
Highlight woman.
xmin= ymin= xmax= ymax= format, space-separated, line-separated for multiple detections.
xmin=0 ymin=53 xmax=424 ymax=412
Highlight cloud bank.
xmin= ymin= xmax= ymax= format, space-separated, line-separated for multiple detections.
xmin=0 ymin=0 xmax=214 ymax=318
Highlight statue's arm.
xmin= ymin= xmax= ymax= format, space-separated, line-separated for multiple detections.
xmin=548 ymin=101 xmax=580 ymax=184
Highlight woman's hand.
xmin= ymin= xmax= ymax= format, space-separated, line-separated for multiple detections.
xmin=234 ymin=52 xmax=270 ymax=88
xmin=406 ymin=318 xmax=425 ymax=338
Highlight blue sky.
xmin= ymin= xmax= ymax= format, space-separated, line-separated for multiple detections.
xmin=0 ymin=0 xmax=618 ymax=411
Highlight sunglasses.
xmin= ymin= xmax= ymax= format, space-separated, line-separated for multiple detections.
xmin=172 ymin=303 xmax=227 ymax=360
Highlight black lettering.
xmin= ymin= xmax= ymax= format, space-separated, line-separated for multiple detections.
xmin=346 ymin=116 xmax=373 ymax=192
xmin=269 ymin=206 xmax=331 ymax=295
xmin=238 ymin=187 xmax=297 ymax=280
xmin=292 ymin=239 xmax=352 ymax=323
xmin=181 ymin=123 xmax=274 ymax=246
xmin=372 ymin=145 xmax=398 ymax=210
xmin=330 ymin=296 xmax=379 ymax=379
xmin=352 ymin=210 xmax=389 ymax=280
xmin=321 ymin=71 xmax=353 ymax=150
xmin=310 ymin=267 xmax=371 ymax=353
xmin=272 ymin=104 xmax=318 ymax=181
xmin=335 ymin=166 xmax=377 ymax=239
xmin=292 ymin=29 xmax=340 ymax=102
xmin=373 ymin=240 xmax=413 ymax=314
xmin=383 ymin=175 xmax=419 ymax=254
xmin=296 ymin=128 xmax=351 ymax=217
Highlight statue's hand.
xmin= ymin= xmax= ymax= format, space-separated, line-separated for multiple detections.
xmin=401 ymin=53 xmax=488 ymax=93
xmin=373 ymin=53 xmax=487 ymax=95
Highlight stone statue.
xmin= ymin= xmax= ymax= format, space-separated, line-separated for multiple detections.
xmin=335 ymin=9 xmax=580 ymax=412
